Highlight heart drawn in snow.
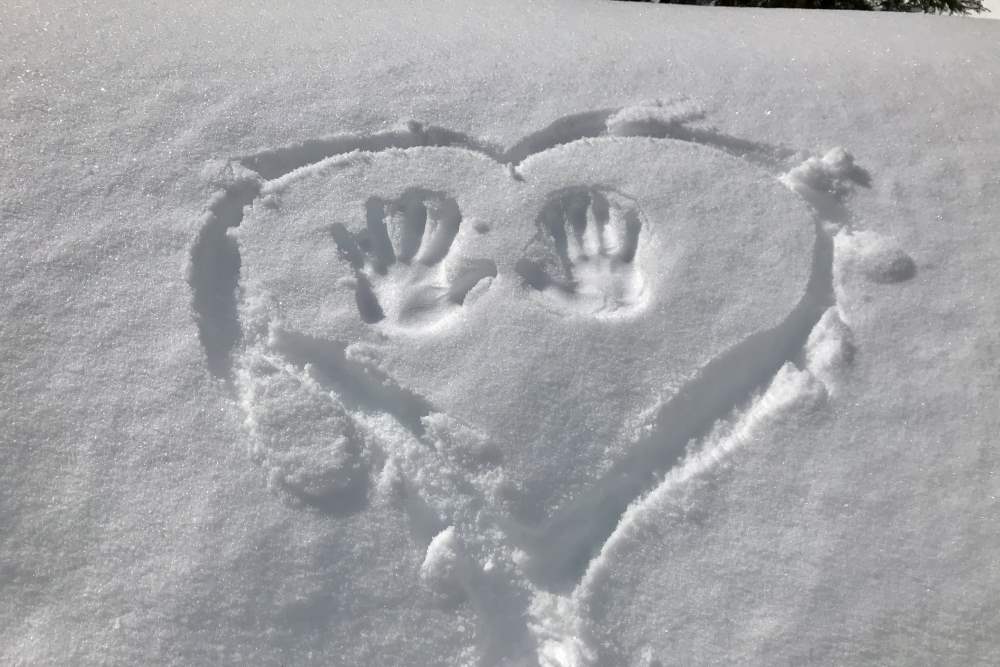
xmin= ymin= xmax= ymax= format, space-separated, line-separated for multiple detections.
xmin=189 ymin=100 xmax=866 ymax=589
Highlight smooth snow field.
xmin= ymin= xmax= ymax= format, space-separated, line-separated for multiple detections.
xmin=2 ymin=1 xmax=999 ymax=665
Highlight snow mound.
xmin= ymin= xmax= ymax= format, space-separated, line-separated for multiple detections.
xmin=605 ymin=99 xmax=706 ymax=137
xmin=805 ymin=307 xmax=855 ymax=395
xmin=781 ymin=147 xmax=871 ymax=198
xmin=420 ymin=526 xmax=469 ymax=605
xmin=238 ymin=351 xmax=368 ymax=506
xmin=835 ymin=229 xmax=916 ymax=285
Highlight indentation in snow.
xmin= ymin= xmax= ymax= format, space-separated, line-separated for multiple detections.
xmin=237 ymin=350 xmax=369 ymax=511
xmin=330 ymin=189 xmax=497 ymax=330
xmin=517 ymin=186 xmax=647 ymax=318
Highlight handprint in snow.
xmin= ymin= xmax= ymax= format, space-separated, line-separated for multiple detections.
xmin=331 ymin=189 xmax=497 ymax=329
xmin=516 ymin=186 xmax=646 ymax=318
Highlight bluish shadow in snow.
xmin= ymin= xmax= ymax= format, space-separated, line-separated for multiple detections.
xmin=271 ymin=328 xmax=434 ymax=438
xmin=187 ymin=179 xmax=260 ymax=379
xmin=286 ymin=466 xmax=372 ymax=518
xmin=240 ymin=122 xmax=502 ymax=180
xmin=501 ymin=109 xmax=616 ymax=165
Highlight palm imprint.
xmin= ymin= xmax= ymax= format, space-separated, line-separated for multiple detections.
xmin=516 ymin=186 xmax=646 ymax=317
xmin=331 ymin=188 xmax=496 ymax=329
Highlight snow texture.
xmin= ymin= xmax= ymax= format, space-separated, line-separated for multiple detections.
xmin=3 ymin=1 xmax=999 ymax=665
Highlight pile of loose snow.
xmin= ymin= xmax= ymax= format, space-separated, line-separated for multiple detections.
xmin=2 ymin=1 xmax=998 ymax=665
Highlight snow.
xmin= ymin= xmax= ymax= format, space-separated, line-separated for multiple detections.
xmin=3 ymin=1 xmax=999 ymax=665
xmin=976 ymin=0 xmax=1000 ymax=17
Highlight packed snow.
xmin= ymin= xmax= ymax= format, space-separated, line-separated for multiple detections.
xmin=2 ymin=1 xmax=999 ymax=665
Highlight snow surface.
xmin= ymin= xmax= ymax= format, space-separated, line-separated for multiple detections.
xmin=2 ymin=1 xmax=999 ymax=665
